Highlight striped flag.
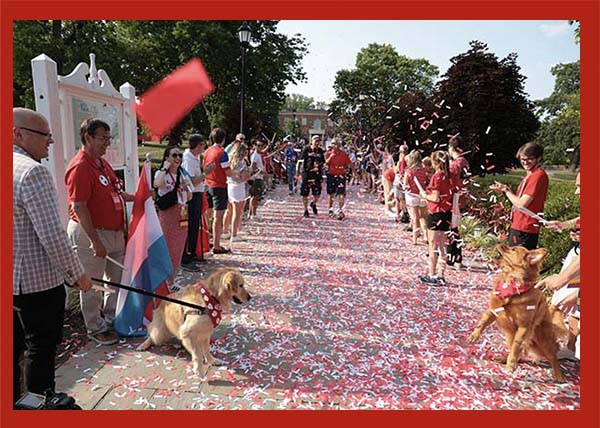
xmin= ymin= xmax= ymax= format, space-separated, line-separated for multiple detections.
xmin=114 ymin=161 xmax=173 ymax=337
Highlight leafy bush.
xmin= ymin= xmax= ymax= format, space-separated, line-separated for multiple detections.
xmin=459 ymin=215 xmax=501 ymax=260
xmin=463 ymin=173 xmax=579 ymax=273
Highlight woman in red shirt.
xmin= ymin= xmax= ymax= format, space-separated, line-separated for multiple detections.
xmin=419 ymin=151 xmax=454 ymax=285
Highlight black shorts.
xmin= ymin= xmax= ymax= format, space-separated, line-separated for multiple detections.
xmin=427 ymin=211 xmax=452 ymax=231
xmin=249 ymin=179 xmax=264 ymax=197
xmin=327 ymin=174 xmax=347 ymax=196
xmin=300 ymin=175 xmax=322 ymax=197
xmin=207 ymin=186 xmax=228 ymax=211
xmin=508 ymin=228 xmax=539 ymax=250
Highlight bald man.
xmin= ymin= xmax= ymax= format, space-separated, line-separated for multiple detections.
xmin=13 ymin=108 xmax=92 ymax=406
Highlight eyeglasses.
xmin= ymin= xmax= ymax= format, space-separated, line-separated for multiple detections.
xmin=91 ymin=134 xmax=113 ymax=143
xmin=170 ymin=153 xmax=183 ymax=158
xmin=18 ymin=126 xmax=53 ymax=140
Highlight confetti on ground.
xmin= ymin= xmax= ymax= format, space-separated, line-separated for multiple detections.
xmin=56 ymin=184 xmax=580 ymax=410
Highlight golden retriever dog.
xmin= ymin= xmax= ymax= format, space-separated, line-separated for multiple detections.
xmin=468 ymin=244 xmax=568 ymax=382
xmin=137 ymin=268 xmax=251 ymax=377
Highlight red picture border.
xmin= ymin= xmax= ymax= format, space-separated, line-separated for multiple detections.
xmin=1 ymin=1 xmax=598 ymax=426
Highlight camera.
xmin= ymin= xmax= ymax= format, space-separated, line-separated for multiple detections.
xmin=15 ymin=389 xmax=82 ymax=410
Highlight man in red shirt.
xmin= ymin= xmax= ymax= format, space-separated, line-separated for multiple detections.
xmin=490 ymin=142 xmax=549 ymax=250
xmin=204 ymin=127 xmax=236 ymax=254
xmin=325 ymin=138 xmax=354 ymax=219
xmin=65 ymin=118 xmax=134 ymax=345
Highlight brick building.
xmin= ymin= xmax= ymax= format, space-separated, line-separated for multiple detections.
xmin=278 ymin=109 xmax=337 ymax=142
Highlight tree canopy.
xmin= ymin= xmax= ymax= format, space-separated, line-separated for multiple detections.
xmin=13 ymin=20 xmax=308 ymax=144
xmin=283 ymin=93 xmax=314 ymax=112
xmin=328 ymin=43 xmax=438 ymax=144
xmin=328 ymin=41 xmax=540 ymax=174
xmin=535 ymin=61 xmax=580 ymax=168
xmin=434 ymin=41 xmax=540 ymax=172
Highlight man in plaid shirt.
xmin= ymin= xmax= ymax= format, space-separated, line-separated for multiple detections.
xmin=13 ymin=108 xmax=92 ymax=406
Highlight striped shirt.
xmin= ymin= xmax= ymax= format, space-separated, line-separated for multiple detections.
xmin=13 ymin=145 xmax=85 ymax=295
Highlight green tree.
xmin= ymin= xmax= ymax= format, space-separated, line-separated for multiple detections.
xmin=329 ymin=43 xmax=438 ymax=145
xmin=283 ymin=93 xmax=314 ymax=111
xmin=434 ymin=41 xmax=539 ymax=173
xmin=13 ymin=21 xmax=124 ymax=109
xmin=569 ymin=20 xmax=580 ymax=44
xmin=13 ymin=20 xmax=307 ymax=144
xmin=535 ymin=61 xmax=580 ymax=168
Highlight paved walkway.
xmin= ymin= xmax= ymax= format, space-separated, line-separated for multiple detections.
xmin=55 ymin=184 xmax=580 ymax=409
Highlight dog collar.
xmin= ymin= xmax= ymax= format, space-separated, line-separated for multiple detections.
xmin=197 ymin=285 xmax=222 ymax=327
xmin=494 ymin=279 xmax=534 ymax=299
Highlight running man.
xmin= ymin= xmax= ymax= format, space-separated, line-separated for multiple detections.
xmin=325 ymin=138 xmax=354 ymax=219
xmin=299 ymin=135 xmax=325 ymax=218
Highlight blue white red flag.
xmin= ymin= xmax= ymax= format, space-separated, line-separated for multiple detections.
xmin=114 ymin=161 xmax=173 ymax=337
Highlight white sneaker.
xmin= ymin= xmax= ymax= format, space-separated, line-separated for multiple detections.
xmin=230 ymin=236 xmax=246 ymax=243
xmin=221 ymin=233 xmax=231 ymax=240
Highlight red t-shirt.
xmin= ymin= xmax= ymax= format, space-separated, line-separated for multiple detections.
xmin=327 ymin=150 xmax=352 ymax=176
xmin=405 ymin=166 xmax=431 ymax=194
xmin=383 ymin=167 xmax=395 ymax=182
xmin=511 ymin=167 xmax=549 ymax=234
xmin=204 ymin=145 xmax=230 ymax=188
xmin=450 ymin=156 xmax=470 ymax=207
xmin=65 ymin=149 xmax=124 ymax=230
xmin=450 ymin=156 xmax=470 ymax=191
xmin=398 ymin=153 xmax=407 ymax=176
xmin=426 ymin=171 xmax=453 ymax=214
xmin=261 ymin=152 xmax=272 ymax=174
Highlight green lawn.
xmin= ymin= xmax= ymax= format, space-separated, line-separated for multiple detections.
xmin=504 ymin=168 xmax=577 ymax=182
xmin=139 ymin=141 xmax=170 ymax=170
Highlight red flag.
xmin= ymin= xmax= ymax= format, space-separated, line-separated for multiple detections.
xmin=195 ymin=192 xmax=211 ymax=259
xmin=136 ymin=58 xmax=215 ymax=137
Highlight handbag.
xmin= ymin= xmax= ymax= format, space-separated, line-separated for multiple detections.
xmin=155 ymin=169 xmax=181 ymax=211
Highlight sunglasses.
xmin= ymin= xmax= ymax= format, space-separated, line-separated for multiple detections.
xmin=170 ymin=153 xmax=183 ymax=158
xmin=19 ymin=126 xmax=53 ymax=139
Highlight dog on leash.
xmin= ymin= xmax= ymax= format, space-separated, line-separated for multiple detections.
xmin=137 ymin=268 xmax=251 ymax=377
xmin=468 ymin=244 xmax=568 ymax=382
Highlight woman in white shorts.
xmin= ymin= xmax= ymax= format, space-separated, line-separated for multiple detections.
xmin=227 ymin=143 xmax=250 ymax=242
xmin=403 ymin=150 xmax=431 ymax=245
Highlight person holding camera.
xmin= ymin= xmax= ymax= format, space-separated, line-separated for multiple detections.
xmin=13 ymin=108 xmax=93 ymax=406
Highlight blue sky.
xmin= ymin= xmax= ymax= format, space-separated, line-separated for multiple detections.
xmin=276 ymin=20 xmax=580 ymax=104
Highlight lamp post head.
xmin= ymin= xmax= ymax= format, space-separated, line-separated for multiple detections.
xmin=238 ymin=21 xmax=252 ymax=48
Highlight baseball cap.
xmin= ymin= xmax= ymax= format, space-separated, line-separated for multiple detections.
xmin=312 ymin=135 xmax=321 ymax=141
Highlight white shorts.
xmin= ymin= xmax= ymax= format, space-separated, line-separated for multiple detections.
xmin=228 ymin=182 xmax=247 ymax=203
xmin=405 ymin=192 xmax=426 ymax=208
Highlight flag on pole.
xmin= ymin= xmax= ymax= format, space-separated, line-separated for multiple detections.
xmin=114 ymin=161 xmax=173 ymax=337
xmin=196 ymin=192 xmax=211 ymax=260
xmin=135 ymin=58 xmax=215 ymax=137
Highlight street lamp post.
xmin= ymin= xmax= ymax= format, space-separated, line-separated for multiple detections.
xmin=238 ymin=21 xmax=252 ymax=134
xmin=292 ymin=109 xmax=297 ymax=138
